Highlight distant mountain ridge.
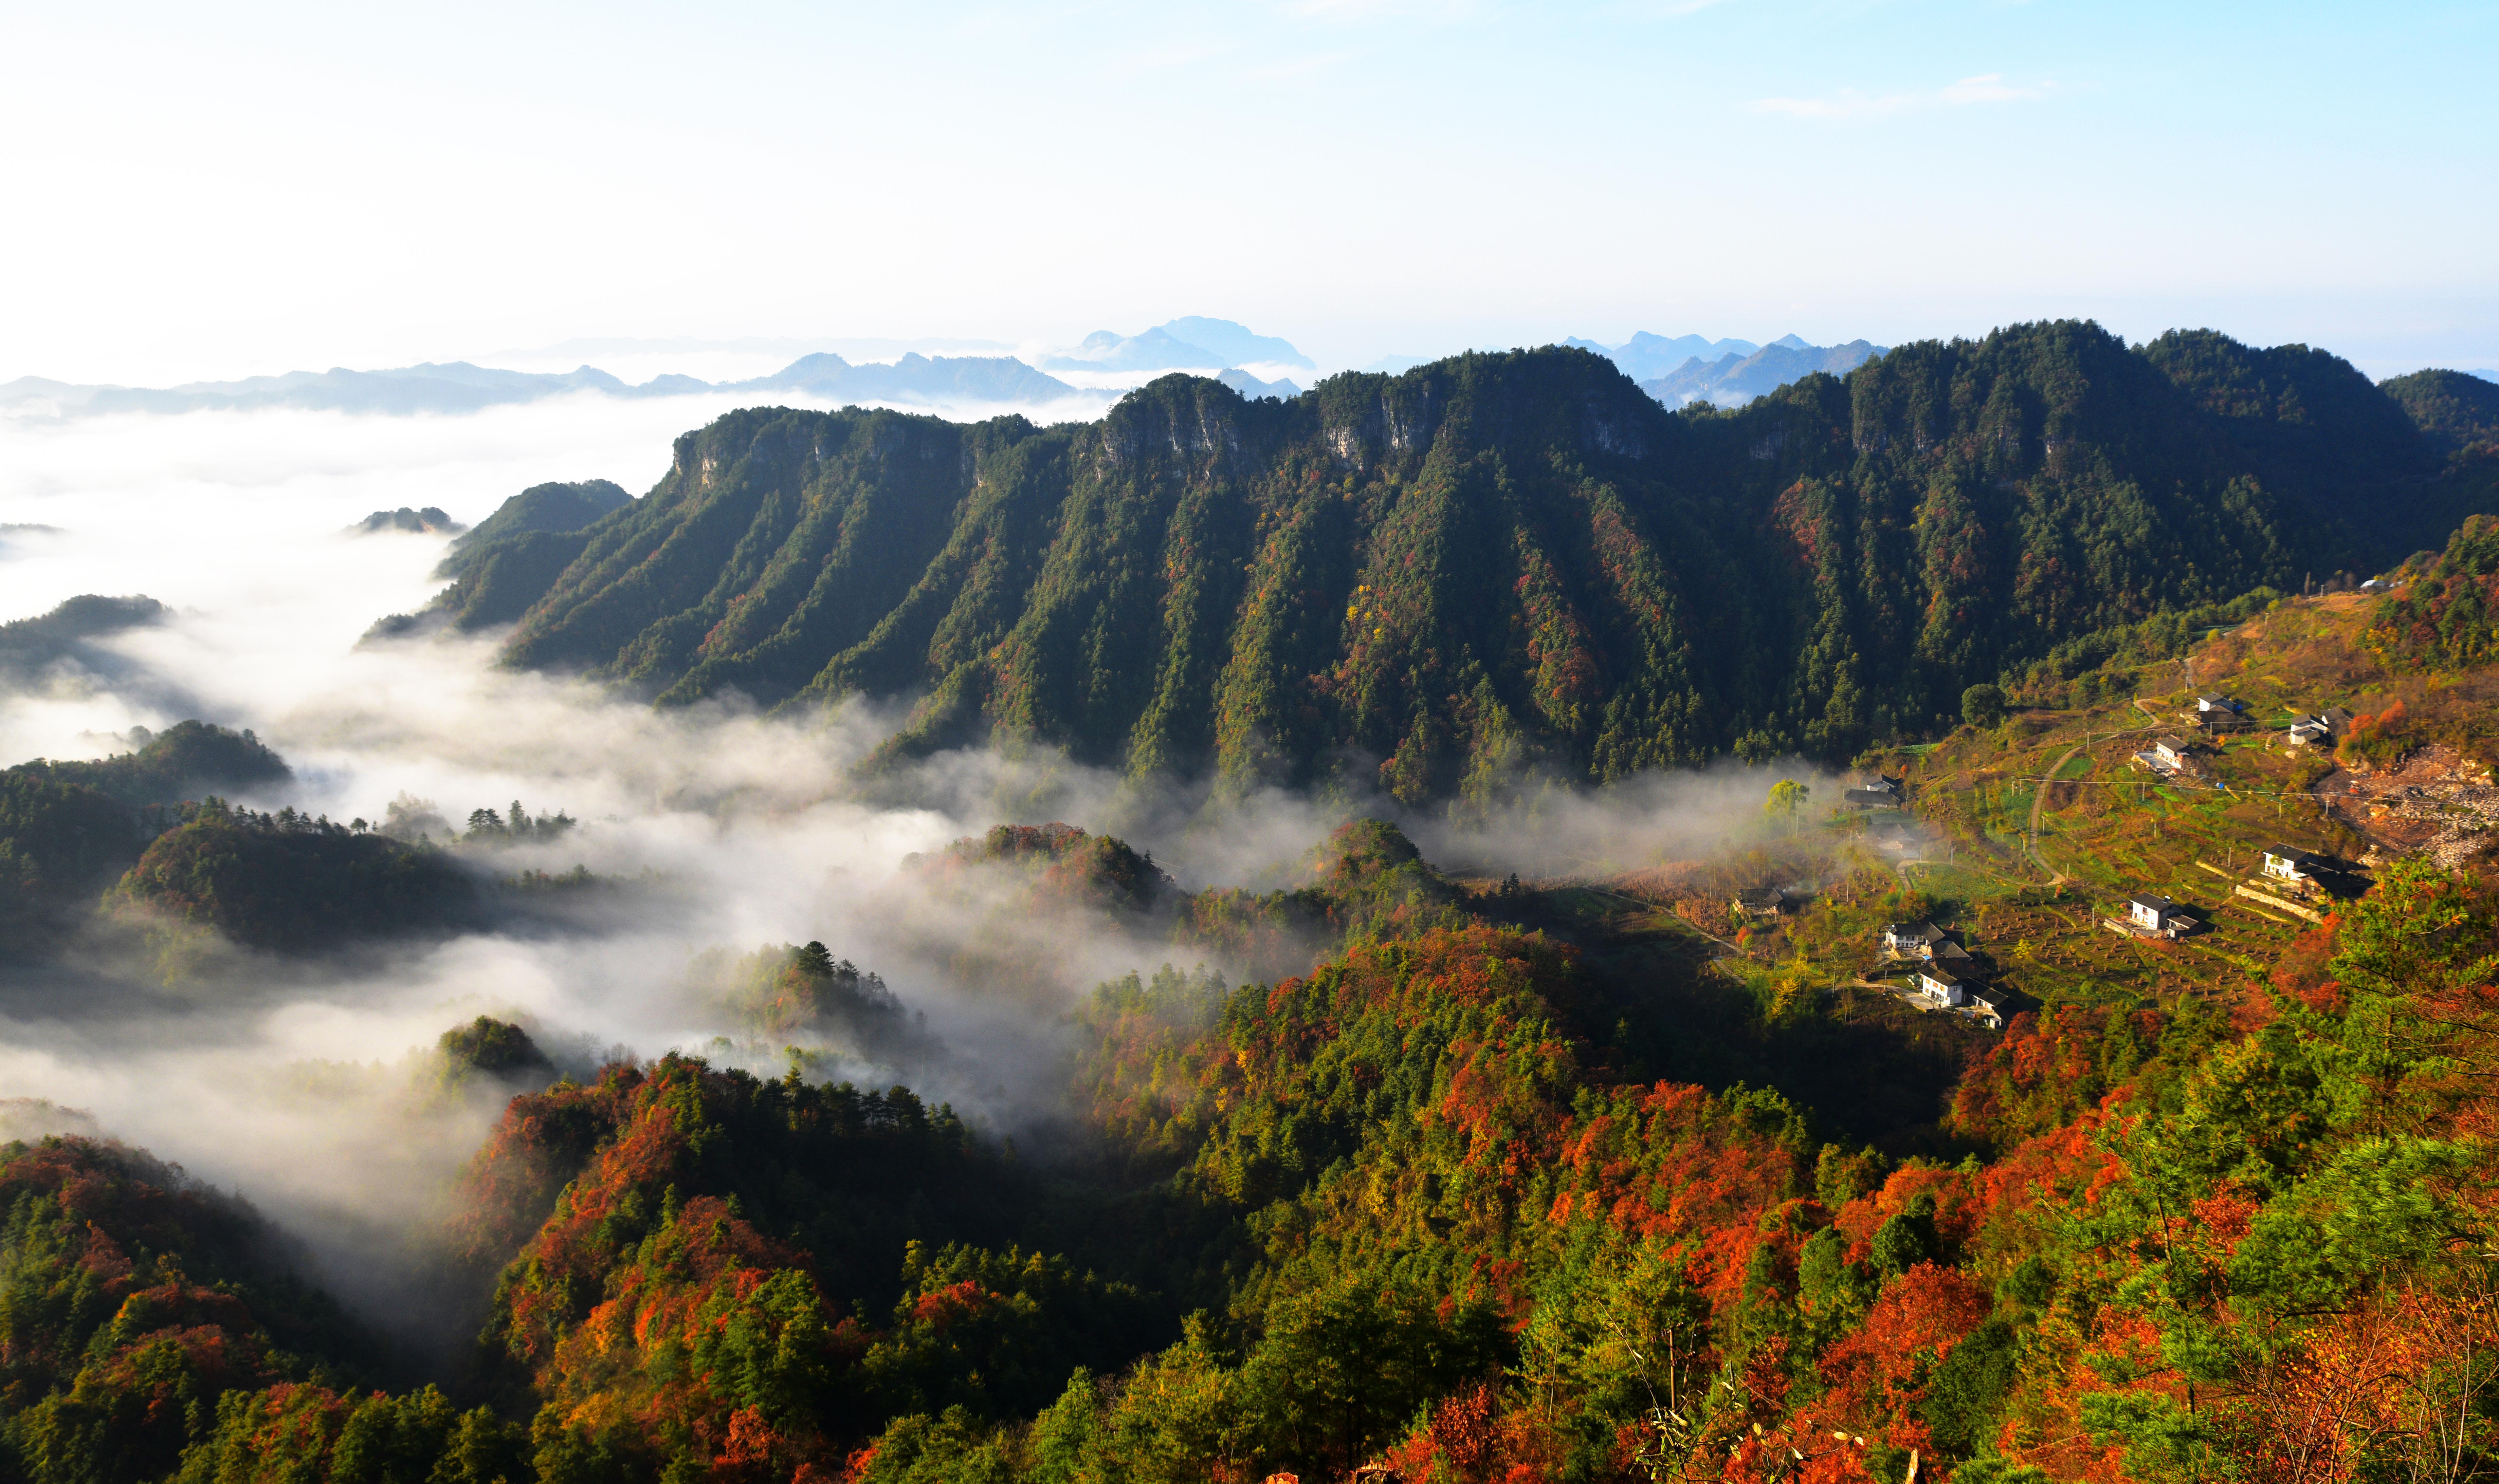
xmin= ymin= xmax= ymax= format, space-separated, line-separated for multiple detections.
xmin=1530 ymin=333 xmax=1888 ymax=407
xmin=1566 ymin=332 xmax=1770 ymax=381
xmin=0 ymin=353 xmax=1089 ymax=418
xmin=1641 ymin=338 xmax=1889 ymax=407
xmin=1 ymin=319 xmax=1319 ymax=416
xmin=1218 ymin=368 xmax=1302 ymax=400
xmin=1045 ymin=317 xmax=1315 ymax=374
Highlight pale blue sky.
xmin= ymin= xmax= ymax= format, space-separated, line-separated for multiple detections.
xmin=3 ymin=0 xmax=2492 ymax=381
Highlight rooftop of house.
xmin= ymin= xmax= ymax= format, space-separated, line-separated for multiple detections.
xmin=2129 ymin=893 xmax=2174 ymax=913
xmin=2155 ymin=736 xmax=2190 ymax=751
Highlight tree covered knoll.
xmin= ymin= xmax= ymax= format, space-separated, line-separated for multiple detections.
xmin=0 ymin=723 xmax=293 ymax=955
xmin=0 ymin=722 xmax=603 ymax=961
xmin=106 ymin=800 xmax=479 ymax=951
xmin=470 ymin=324 xmax=2491 ymax=803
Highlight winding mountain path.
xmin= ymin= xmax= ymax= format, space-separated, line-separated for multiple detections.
xmin=2026 ymin=701 xmax=2162 ymax=886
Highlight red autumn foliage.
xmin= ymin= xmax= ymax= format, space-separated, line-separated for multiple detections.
xmin=1817 ymin=1263 xmax=1989 ymax=1435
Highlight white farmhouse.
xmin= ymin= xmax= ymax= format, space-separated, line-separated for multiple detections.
xmin=1915 ymin=967 xmax=1967 ymax=1007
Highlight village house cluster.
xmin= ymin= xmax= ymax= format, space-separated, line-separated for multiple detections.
xmin=1878 ymin=919 xmax=2009 ymax=1028
xmin=1811 ymin=702 xmax=2382 ymax=1040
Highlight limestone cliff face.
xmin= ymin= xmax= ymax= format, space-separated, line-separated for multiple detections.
xmin=472 ymin=329 xmax=2462 ymax=800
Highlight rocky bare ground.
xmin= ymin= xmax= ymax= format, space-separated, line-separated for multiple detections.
xmin=2326 ymin=742 xmax=2499 ymax=870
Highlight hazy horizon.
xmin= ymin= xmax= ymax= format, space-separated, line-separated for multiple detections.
xmin=4 ymin=3 xmax=2491 ymax=386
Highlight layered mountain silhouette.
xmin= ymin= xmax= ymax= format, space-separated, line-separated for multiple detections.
xmin=0 ymin=322 xmax=1323 ymax=417
xmin=1218 ymin=368 xmax=1302 ymax=400
xmin=1044 ymin=317 xmax=1316 ymax=374
xmin=1565 ymin=332 xmax=1768 ymax=382
xmin=1641 ymin=338 xmax=1890 ymax=407
xmin=0 ymin=353 xmax=1087 ymax=418
xmin=423 ymin=322 xmax=2496 ymax=805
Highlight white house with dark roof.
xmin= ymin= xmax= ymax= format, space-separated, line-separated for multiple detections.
xmin=2152 ymin=737 xmax=2192 ymax=767
xmin=1882 ymin=921 xmax=1945 ymax=955
xmin=1930 ymin=940 xmax=1980 ymax=973
xmin=1915 ymin=967 xmax=1968 ymax=1007
xmin=2262 ymin=845 xmax=2321 ymax=884
xmin=2105 ymin=891 xmax=2198 ymax=940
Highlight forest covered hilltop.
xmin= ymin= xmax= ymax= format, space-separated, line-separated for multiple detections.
xmin=411 ymin=322 xmax=2499 ymax=805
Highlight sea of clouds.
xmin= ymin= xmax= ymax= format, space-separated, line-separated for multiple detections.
xmin=0 ymin=386 xmax=1825 ymax=1345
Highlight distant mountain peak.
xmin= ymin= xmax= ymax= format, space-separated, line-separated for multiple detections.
xmin=1047 ymin=319 xmax=1313 ymax=375
xmin=1596 ymin=333 xmax=1764 ymax=381
xmin=1638 ymin=338 xmax=1889 ymax=408
xmin=1153 ymin=317 xmax=1315 ymax=370
xmin=1217 ymin=368 xmax=1302 ymax=401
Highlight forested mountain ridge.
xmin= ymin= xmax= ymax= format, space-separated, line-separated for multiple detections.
xmin=465 ymin=321 xmax=2489 ymax=801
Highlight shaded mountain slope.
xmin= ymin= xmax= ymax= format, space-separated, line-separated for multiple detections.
xmin=380 ymin=480 xmax=635 ymax=636
xmin=2143 ymin=329 xmax=2438 ymax=504
xmin=441 ymin=479 xmax=631 ymax=575
xmin=478 ymin=323 xmax=2485 ymax=799
xmin=2381 ymin=367 xmax=2499 ymax=454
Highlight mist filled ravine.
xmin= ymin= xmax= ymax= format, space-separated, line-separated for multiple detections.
xmin=0 ymin=393 xmax=1825 ymax=1350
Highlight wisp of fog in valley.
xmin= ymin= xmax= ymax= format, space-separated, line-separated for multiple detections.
xmin=0 ymin=388 xmax=1820 ymax=1349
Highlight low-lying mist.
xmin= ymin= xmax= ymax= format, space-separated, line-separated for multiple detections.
xmin=0 ymin=392 xmax=1832 ymax=1349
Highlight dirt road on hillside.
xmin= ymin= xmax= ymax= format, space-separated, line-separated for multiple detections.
xmin=2026 ymin=701 xmax=2161 ymax=886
